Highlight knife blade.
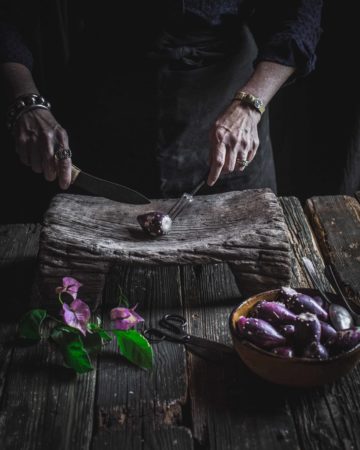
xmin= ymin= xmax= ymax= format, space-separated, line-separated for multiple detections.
xmin=71 ymin=165 xmax=151 ymax=204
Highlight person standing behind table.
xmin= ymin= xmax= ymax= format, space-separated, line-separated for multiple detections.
xmin=0 ymin=1 xmax=323 ymax=200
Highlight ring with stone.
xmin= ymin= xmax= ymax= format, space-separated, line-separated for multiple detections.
xmin=54 ymin=147 xmax=72 ymax=161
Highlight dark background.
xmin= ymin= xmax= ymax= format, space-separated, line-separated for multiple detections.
xmin=1 ymin=1 xmax=359 ymax=224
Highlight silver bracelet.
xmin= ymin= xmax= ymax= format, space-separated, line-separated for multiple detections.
xmin=6 ymin=93 xmax=51 ymax=132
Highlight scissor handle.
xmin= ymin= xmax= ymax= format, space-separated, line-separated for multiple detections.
xmin=143 ymin=328 xmax=167 ymax=343
xmin=160 ymin=314 xmax=187 ymax=334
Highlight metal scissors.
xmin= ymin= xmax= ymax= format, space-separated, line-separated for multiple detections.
xmin=143 ymin=314 xmax=235 ymax=363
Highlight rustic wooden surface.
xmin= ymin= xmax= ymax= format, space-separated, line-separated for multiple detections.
xmin=305 ymin=195 xmax=360 ymax=306
xmin=0 ymin=194 xmax=360 ymax=449
xmin=38 ymin=189 xmax=291 ymax=307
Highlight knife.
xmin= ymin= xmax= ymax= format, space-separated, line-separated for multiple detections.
xmin=71 ymin=165 xmax=151 ymax=204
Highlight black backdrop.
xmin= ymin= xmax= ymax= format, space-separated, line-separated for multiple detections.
xmin=1 ymin=1 xmax=359 ymax=224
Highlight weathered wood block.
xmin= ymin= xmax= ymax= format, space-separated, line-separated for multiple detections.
xmin=36 ymin=189 xmax=292 ymax=308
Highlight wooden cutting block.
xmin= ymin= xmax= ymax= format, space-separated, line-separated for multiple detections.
xmin=36 ymin=188 xmax=292 ymax=308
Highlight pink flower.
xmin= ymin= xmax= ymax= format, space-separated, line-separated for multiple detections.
xmin=56 ymin=277 xmax=83 ymax=300
xmin=110 ymin=305 xmax=144 ymax=330
xmin=61 ymin=299 xmax=91 ymax=335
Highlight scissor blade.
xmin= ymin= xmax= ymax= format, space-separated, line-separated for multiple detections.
xmin=185 ymin=335 xmax=235 ymax=356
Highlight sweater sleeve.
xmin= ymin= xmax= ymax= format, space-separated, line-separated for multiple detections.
xmin=250 ymin=0 xmax=323 ymax=78
xmin=0 ymin=16 xmax=33 ymax=70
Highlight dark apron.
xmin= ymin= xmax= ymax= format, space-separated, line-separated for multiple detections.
xmin=60 ymin=11 xmax=277 ymax=199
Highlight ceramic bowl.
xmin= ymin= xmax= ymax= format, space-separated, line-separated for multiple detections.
xmin=229 ymin=288 xmax=360 ymax=387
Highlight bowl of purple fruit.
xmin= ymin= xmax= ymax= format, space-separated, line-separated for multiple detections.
xmin=229 ymin=287 xmax=360 ymax=387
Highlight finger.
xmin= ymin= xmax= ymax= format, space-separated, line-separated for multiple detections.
xmin=40 ymin=132 xmax=57 ymax=182
xmin=247 ymin=139 xmax=260 ymax=163
xmin=15 ymin=136 xmax=31 ymax=166
xmin=29 ymin=139 xmax=43 ymax=174
xmin=54 ymin=127 xmax=72 ymax=189
xmin=223 ymin=134 xmax=238 ymax=173
xmin=56 ymin=157 xmax=72 ymax=190
xmin=207 ymin=140 xmax=227 ymax=186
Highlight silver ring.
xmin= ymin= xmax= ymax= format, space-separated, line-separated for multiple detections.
xmin=54 ymin=147 xmax=72 ymax=161
xmin=236 ymin=158 xmax=249 ymax=167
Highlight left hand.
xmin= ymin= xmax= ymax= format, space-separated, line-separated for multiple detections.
xmin=207 ymin=102 xmax=261 ymax=186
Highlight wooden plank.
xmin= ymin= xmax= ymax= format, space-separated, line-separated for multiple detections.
xmin=0 ymin=334 xmax=96 ymax=450
xmin=181 ymin=264 xmax=300 ymax=449
xmin=91 ymin=266 xmax=193 ymax=449
xmin=281 ymin=197 xmax=360 ymax=450
xmin=0 ymin=224 xmax=41 ymax=406
xmin=279 ymin=198 xmax=332 ymax=291
xmin=38 ymin=189 xmax=292 ymax=307
xmin=0 ymin=225 xmax=97 ymax=450
xmin=305 ymin=195 xmax=360 ymax=306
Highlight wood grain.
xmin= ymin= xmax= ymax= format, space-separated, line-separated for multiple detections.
xmin=281 ymin=197 xmax=360 ymax=450
xmin=91 ymin=265 xmax=192 ymax=448
xmin=305 ymin=195 xmax=360 ymax=306
xmin=37 ymin=189 xmax=291 ymax=307
xmin=279 ymin=197 xmax=333 ymax=292
xmin=181 ymin=264 xmax=300 ymax=449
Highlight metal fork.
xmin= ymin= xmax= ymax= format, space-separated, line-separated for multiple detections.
xmin=166 ymin=178 xmax=206 ymax=221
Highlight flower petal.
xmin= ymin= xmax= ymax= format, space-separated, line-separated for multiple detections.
xmin=71 ymin=299 xmax=91 ymax=323
xmin=111 ymin=308 xmax=144 ymax=330
xmin=110 ymin=307 xmax=131 ymax=320
xmin=62 ymin=277 xmax=83 ymax=299
xmin=113 ymin=319 xmax=133 ymax=330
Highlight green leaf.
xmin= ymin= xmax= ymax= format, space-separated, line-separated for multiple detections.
xmin=88 ymin=323 xmax=112 ymax=344
xmin=51 ymin=326 xmax=93 ymax=373
xmin=18 ymin=309 xmax=47 ymax=340
xmin=112 ymin=330 xmax=153 ymax=370
xmin=82 ymin=332 xmax=102 ymax=354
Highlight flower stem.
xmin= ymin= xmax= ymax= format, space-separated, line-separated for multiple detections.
xmin=58 ymin=293 xmax=64 ymax=305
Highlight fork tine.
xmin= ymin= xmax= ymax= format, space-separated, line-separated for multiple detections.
xmin=168 ymin=193 xmax=193 ymax=220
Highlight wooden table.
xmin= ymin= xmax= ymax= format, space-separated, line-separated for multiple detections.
xmin=0 ymin=193 xmax=359 ymax=450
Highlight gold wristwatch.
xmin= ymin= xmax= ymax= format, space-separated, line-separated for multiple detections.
xmin=233 ymin=91 xmax=265 ymax=115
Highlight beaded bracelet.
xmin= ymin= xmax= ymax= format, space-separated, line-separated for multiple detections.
xmin=6 ymin=93 xmax=51 ymax=132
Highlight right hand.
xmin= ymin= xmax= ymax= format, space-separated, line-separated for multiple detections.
xmin=14 ymin=108 xmax=72 ymax=190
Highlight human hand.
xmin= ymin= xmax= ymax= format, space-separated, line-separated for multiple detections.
xmin=207 ymin=102 xmax=261 ymax=186
xmin=14 ymin=108 xmax=72 ymax=190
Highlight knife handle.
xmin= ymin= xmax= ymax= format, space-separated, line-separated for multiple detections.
xmin=71 ymin=164 xmax=81 ymax=184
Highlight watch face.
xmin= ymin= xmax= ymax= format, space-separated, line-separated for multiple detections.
xmin=254 ymin=99 xmax=261 ymax=108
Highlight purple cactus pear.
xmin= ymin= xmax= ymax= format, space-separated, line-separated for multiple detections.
xmin=333 ymin=328 xmax=360 ymax=353
xmin=250 ymin=301 xmax=297 ymax=326
xmin=271 ymin=347 xmax=294 ymax=358
xmin=285 ymin=293 xmax=328 ymax=321
xmin=236 ymin=316 xmax=286 ymax=349
xmin=278 ymin=286 xmax=298 ymax=302
xmin=277 ymin=324 xmax=295 ymax=338
xmin=320 ymin=321 xmax=337 ymax=346
xmin=294 ymin=312 xmax=321 ymax=346
xmin=303 ymin=341 xmax=329 ymax=359
xmin=137 ymin=212 xmax=172 ymax=237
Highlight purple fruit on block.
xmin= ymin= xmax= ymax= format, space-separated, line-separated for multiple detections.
xmin=277 ymin=324 xmax=295 ymax=338
xmin=251 ymin=301 xmax=297 ymax=326
xmin=333 ymin=328 xmax=360 ymax=353
xmin=285 ymin=293 xmax=328 ymax=321
xmin=303 ymin=341 xmax=329 ymax=360
xmin=137 ymin=212 xmax=172 ymax=237
xmin=294 ymin=312 xmax=321 ymax=346
xmin=320 ymin=321 xmax=337 ymax=346
xmin=236 ymin=316 xmax=286 ymax=349
xmin=271 ymin=347 xmax=294 ymax=358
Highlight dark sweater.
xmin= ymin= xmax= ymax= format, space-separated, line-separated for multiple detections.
xmin=0 ymin=0 xmax=323 ymax=77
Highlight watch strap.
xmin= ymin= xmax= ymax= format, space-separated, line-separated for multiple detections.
xmin=233 ymin=91 xmax=265 ymax=115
